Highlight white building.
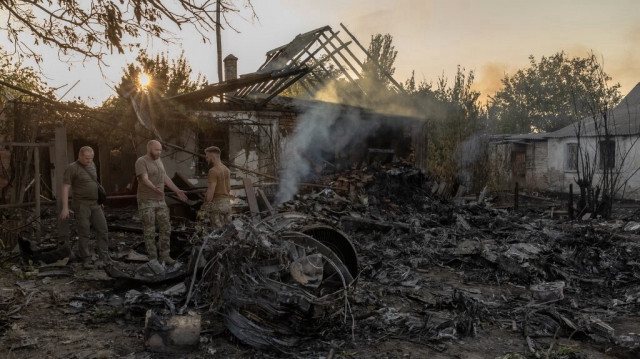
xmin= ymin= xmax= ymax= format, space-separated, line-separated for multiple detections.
xmin=490 ymin=82 xmax=640 ymax=199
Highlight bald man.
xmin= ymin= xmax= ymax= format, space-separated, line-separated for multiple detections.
xmin=60 ymin=146 xmax=110 ymax=269
xmin=135 ymin=140 xmax=188 ymax=265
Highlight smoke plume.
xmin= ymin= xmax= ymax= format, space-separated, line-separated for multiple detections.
xmin=275 ymin=103 xmax=383 ymax=205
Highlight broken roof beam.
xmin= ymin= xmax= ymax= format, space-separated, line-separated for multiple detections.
xmin=243 ymin=30 xmax=328 ymax=97
xmin=319 ymin=31 xmax=362 ymax=81
xmin=258 ymin=42 xmax=352 ymax=107
xmin=258 ymin=28 xmax=329 ymax=74
xmin=328 ymin=27 xmax=367 ymax=71
xmin=298 ymin=80 xmax=316 ymax=97
xmin=262 ymin=26 xmax=332 ymax=60
xmin=165 ymin=68 xmax=308 ymax=104
xmin=258 ymin=32 xmax=345 ymax=96
xmin=340 ymin=23 xmax=408 ymax=95
xmin=312 ymin=34 xmax=367 ymax=95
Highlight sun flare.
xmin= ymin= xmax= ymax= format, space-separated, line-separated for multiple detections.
xmin=138 ymin=73 xmax=151 ymax=87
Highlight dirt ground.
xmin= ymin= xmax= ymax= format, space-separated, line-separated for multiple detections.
xmin=0 ymin=259 xmax=631 ymax=359
xmin=1 ymin=177 xmax=640 ymax=358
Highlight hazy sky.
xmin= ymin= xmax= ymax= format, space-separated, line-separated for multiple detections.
xmin=4 ymin=0 xmax=640 ymax=105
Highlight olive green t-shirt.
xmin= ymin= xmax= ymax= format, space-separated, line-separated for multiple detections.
xmin=62 ymin=161 xmax=99 ymax=201
xmin=135 ymin=155 xmax=166 ymax=201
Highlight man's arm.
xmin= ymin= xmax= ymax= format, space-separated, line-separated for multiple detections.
xmin=206 ymin=178 xmax=217 ymax=202
xmin=139 ymin=173 xmax=165 ymax=195
xmin=60 ymin=183 xmax=72 ymax=219
xmin=163 ymin=173 xmax=188 ymax=202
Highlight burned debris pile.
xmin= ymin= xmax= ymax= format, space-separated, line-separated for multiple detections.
xmin=180 ymin=216 xmax=356 ymax=350
xmin=279 ymin=161 xmax=640 ymax=355
xmin=2 ymin=160 xmax=640 ymax=357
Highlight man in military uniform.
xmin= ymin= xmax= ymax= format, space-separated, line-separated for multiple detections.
xmin=135 ymin=140 xmax=188 ymax=265
xmin=201 ymin=146 xmax=232 ymax=229
xmin=60 ymin=146 xmax=110 ymax=269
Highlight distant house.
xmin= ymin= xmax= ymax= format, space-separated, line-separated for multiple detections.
xmin=490 ymin=82 xmax=640 ymax=199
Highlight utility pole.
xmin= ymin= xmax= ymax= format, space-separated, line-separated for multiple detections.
xmin=216 ymin=0 xmax=224 ymax=102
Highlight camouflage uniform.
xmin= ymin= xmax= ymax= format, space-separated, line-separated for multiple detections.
xmin=135 ymin=155 xmax=173 ymax=261
xmin=138 ymin=199 xmax=171 ymax=260
xmin=200 ymin=163 xmax=232 ymax=229
xmin=200 ymin=198 xmax=231 ymax=228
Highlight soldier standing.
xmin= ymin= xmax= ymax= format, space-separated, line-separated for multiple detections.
xmin=60 ymin=146 xmax=110 ymax=269
xmin=135 ymin=140 xmax=188 ymax=265
xmin=201 ymin=146 xmax=232 ymax=229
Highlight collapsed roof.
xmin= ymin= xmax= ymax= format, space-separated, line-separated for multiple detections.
xmin=165 ymin=24 xmax=406 ymax=106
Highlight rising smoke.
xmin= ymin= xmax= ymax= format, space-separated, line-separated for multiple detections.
xmin=274 ymin=102 xmax=383 ymax=205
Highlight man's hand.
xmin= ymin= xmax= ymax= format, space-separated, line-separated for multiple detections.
xmin=60 ymin=208 xmax=73 ymax=220
xmin=176 ymin=190 xmax=188 ymax=202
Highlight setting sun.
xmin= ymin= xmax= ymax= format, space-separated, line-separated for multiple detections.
xmin=138 ymin=73 xmax=151 ymax=87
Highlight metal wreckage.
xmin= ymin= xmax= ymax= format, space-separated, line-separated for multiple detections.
xmin=3 ymin=160 xmax=640 ymax=357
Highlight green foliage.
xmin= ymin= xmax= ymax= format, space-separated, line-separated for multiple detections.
xmin=324 ymin=33 xmax=401 ymax=110
xmin=114 ymin=50 xmax=208 ymax=99
xmin=0 ymin=50 xmax=50 ymax=99
xmin=407 ymin=67 xmax=488 ymax=191
xmin=361 ymin=33 xmax=397 ymax=87
xmin=489 ymin=52 xmax=622 ymax=134
xmin=0 ymin=49 xmax=49 ymax=139
xmin=0 ymin=1 xmax=256 ymax=63
xmin=101 ymin=50 xmax=208 ymax=142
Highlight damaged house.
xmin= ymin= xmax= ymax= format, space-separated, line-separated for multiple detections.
xmin=2 ymin=25 xmax=426 ymax=211
xmin=490 ymin=82 xmax=640 ymax=200
xmin=105 ymin=24 xmax=427 ymax=208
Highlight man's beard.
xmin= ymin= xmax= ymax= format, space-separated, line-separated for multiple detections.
xmin=149 ymin=153 xmax=159 ymax=160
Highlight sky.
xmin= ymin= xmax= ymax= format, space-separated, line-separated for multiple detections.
xmin=3 ymin=0 xmax=640 ymax=106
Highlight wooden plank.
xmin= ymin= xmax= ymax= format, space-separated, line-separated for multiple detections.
xmin=0 ymin=142 xmax=51 ymax=147
xmin=243 ymin=178 xmax=260 ymax=215
xmin=34 ymin=147 xmax=41 ymax=242
xmin=256 ymin=189 xmax=276 ymax=216
xmin=55 ymin=125 xmax=69 ymax=246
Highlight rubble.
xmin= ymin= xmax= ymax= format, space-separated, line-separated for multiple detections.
xmin=1 ymin=160 xmax=640 ymax=357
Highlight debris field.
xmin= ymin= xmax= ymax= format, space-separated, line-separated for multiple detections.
xmin=1 ymin=161 xmax=640 ymax=358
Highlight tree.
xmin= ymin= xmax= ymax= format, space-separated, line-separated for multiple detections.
xmin=361 ymin=34 xmax=397 ymax=88
xmin=408 ymin=67 xmax=487 ymax=192
xmin=116 ymin=50 xmax=208 ymax=98
xmin=343 ymin=33 xmax=400 ymax=110
xmin=569 ymin=61 xmax=638 ymax=219
xmin=102 ymin=50 xmax=208 ymax=142
xmin=0 ymin=48 xmax=56 ymax=204
xmin=489 ymin=52 xmax=621 ymax=134
xmin=0 ymin=0 xmax=256 ymax=63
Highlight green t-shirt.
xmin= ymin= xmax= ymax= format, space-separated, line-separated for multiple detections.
xmin=62 ymin=161 xmax=99 ymax=201
xmin=135 ymin=155 xmax=166 ymax=201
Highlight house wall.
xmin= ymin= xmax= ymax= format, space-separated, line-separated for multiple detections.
xmin=488 ymin=142 xmax=514 ymax=190
xmin=548 ymin=136 xmax=640 ymax=199
xmin=546 ymin=138 xmax=575 ymax=193
xmin=488 ymin=141 xmax=549 ymax=193
xmin=188 ymin=110 xmax=292 ymax=188
xmin=525 ymin=141 xmax=549 ymax=190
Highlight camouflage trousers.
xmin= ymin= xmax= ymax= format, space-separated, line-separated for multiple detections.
xmin=198 ymin=198 xmax=231 ymax=229
xmin=138 ymin=200 xmax=171 ymax=260
xmin=73 ymin=200 xmax=109 ymax=261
